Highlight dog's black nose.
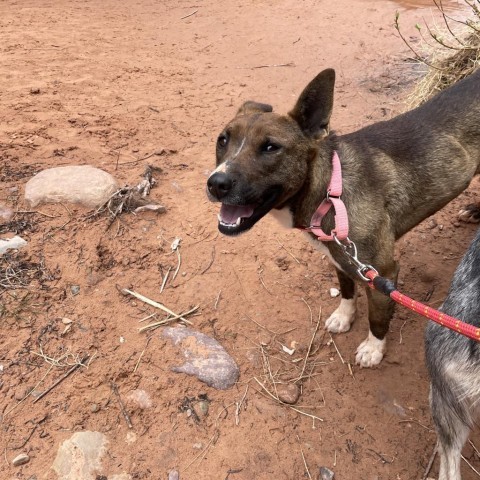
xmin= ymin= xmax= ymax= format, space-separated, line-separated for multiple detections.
xmin=207 ymin=172 xmax=233 ymax=199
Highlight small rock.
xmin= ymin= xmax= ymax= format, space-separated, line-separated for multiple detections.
xmin=162 ymin=326 xmax=239 ymax=390
xmin=30 ymin=87 xmax=41 ymax=94
xmin=276 ymin=383 xmax=301 ymax=405
xmin=52 ymin=431 xmax=108 ymax=480
xmin=319 ymin=466 xmax=335 ymax=480
xmin=62 ymin=318 xmax=73 ymax=325
xmin=0 ymin=204 xmax=14 ymax=223
xmin=0 ymin=236 xmax=28 ymax=255
xmin=25 ymin=165 xmax=118 ymax=208
xmin=428 ymin=218 xmax=437 ymax=229
xmin=168 ymin=470 xmax=180 ymax=480
xmin=90 ymin=403 xmax=100 ymax=413
xmin=70 ymin=285 xmax=80 ymax=296
xmin=192 ymin=443 xmax=203 ymax=450
xmin=329 ymin=288 xmax=340 ymax=298
xmin=127 ymin=389 xmax=152 ymax=409
xmin=197 ymin=399 xmax=209 ymax=417
xmin=12 ymin=453 xmax=30 ymax=466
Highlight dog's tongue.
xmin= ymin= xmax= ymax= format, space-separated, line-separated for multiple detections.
xmin=220 ymin=204 xmax=254 ymax=224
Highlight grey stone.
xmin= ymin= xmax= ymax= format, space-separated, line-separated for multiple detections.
xmin=25 ymin=165 xmax=118 ymax=208
xmin=319 ymin=466 xmax=335 ymax=480
xmin=162 ymin=327 xmax=239 ymax=390
xmin=0 ymin=236 xmax=28 ymax=255
xmin=71 ymin=285 xmax=80 ymax=296
xmin=168 ymin=470 xmax=179 ymax=480
xmin=51 ymin=431 xmax=108 ymax=480
xmin=12 ymin=452 xmax=30 ymax=466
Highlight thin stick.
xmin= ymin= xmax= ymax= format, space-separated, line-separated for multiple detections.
xmin=462 ymin=454 xmax=480 ymax=477
xmin=296 ymin=317 xmax=321 ymax=382
xmin=214 ymin=290 xmax=222 ymax=310
xmin=33 ymin=355 xmax=89 ymax=403
xmin=111 ymin=382 xmax=133 ymax=429
xmin=160 ymin=266 xmax=171 ymax=293
xmin=139 ymin=311 xmax=158 ymax=323
xmin=201 ymin=246 xmax=216 ymax=275
xmin=181 ymin=9 xmax=198 ymax=20
xmin=275 ymin=237 xmax=301 ymax=264
xmin=16 ymin=210 xmax=58 ymax=218
xmin=329 ymin=334 xmax=345 ymax=364
xmin=172 ymin=248 xmax=181 ymax=281
xmin=422 ymin=445 xmax=437 ymax=480
xmin=139 ymin=305 xmax=199 ymax=333
xmin=251 ymin=62 xmax=295 ymax=69
xmin=399 ymin=320 xmax=407 ymax=344
xmin=122 ymin=288 xmax=192 ymax=323
xmin=133 ymin=337 xmax=152 ymax=373
xmin=235 ymin=385 xmax=249 ymax=426
xmin=302 ymin=298 xmax=314 ymax=326
xmin=300 ymin=446 xmax=313 ymax=480
xmin=184 ymin=430 xmax=219 ymax=470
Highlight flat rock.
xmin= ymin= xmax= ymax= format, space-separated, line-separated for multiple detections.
xmin=168 ymin=470 xmax=180 ymax=480
xmin=127 ymin=389 xmax=152 ymax=409
xmin=51 ymin=431 xmax=108 ymax=480
xmin=0 ymin=236 xmax=28 ymax=255
xmin=25 ymin=165 xmax=118 ymax=208
xmin=162 ymin=326 xmax=239 ymax=390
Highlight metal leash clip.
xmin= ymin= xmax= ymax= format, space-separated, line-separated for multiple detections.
xmin=332 ymin=234 xmax=378 ymax=282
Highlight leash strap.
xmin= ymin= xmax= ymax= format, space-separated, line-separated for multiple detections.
xmin=303 ymin=151 xmax=349 ymax=241
xmin=365 ymin=269 xmax=480 ymax=342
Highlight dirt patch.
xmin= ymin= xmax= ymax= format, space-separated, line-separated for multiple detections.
xmin=1 ymin=1 xmax=479 ymax=479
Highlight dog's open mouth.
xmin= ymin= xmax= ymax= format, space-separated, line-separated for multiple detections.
xmin=216 ymin=187 xmax=281 ymax=235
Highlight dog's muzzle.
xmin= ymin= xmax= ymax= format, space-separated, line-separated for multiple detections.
xmin=207 ymin=172 xmax=233 ymax=200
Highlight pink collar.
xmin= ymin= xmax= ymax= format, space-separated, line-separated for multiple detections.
xmin=299 ymin=151 xmax=349 ymax=241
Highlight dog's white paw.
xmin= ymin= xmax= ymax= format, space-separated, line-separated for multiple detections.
xmin=325 ymin=298 xmax=356 ymax=333
xmin=355 ymin=332 xmax=386 ymax=367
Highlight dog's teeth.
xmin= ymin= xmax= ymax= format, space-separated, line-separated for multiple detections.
xmin=236 ymin=217 xmax=241 ymax=226
xmin=217 ymin=214 xmax=222 ymax=222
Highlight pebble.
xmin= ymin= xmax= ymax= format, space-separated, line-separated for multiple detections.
xmin=12 ymin=453 xmax=30 ymax=466
xmin=70 ymin=285 xmax=80 ymax=296
xmin=319 ymin=466 xmax=335 ymax=480
xmin=162 ymin=326 xmax=239 ymax=390
xmin=329 ymin=287 xmax=340 ymax=298
xmin=276 ymin=383 xmax=301 ymax=405
xmin=168 ymin=470 xmax=180 ymax=480
xmin=90 ymin=403 xmax=100 ymax=413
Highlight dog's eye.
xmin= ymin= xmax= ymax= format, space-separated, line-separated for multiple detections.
xmin=261 ymin=142 xmax=281 ymax=153
xmin=217 ymin=134 xmax=228 ymax=148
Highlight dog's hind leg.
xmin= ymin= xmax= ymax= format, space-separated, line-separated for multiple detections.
xmin=430 ymin=384 xmax=470 ymax=480
xmin=356 ymin=260 xmax=399 ymax=367
xmin=325 ymin=268 xmax=357 ymax=333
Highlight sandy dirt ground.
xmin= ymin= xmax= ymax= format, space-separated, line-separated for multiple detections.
xmin=1 ymin=0 xmax=480 ymax=479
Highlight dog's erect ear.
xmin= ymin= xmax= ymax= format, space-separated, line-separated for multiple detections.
xmin=289 ymin=68 xmax=335 ymax=139
xmin=237 ymin=101 xmax=273 ymax=116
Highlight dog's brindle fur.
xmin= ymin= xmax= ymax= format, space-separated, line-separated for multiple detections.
xmin=207 ymin=68 xmax=480 ymax=367
xmin=425 ymin=227 xmax=480 ymax=480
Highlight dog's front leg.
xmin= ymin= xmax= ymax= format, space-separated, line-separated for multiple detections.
xmin=325 ymin=268 xmax=357 ymax=333
xmin=356 ymin=261 xmax=399 ymax=368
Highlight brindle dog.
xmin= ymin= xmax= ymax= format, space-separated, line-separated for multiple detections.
xmin=207 ymin=68 xmax=480 ymax=367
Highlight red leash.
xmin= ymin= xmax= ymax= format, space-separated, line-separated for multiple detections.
xmin=364 ymin=269 xmax=480 ymax=342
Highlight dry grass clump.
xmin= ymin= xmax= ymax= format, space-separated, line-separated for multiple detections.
xmin=396 ymin=0 xmax=480 ymax=108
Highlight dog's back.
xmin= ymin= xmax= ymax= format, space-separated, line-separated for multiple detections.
xmin=425 ymin=227 xmax=480 ymax=480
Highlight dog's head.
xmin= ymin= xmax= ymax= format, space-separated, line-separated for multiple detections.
xmin=207 ymin=68 xmax=335 ymax=236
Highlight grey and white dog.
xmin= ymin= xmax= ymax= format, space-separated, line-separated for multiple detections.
xmin=425 ymin=227 xmax=480 ymax=480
